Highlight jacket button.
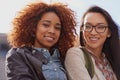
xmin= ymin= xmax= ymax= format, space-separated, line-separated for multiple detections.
xmin=42 ymin=49 xmax=47 ymax=52
xmin=32 ymin=50 xmax=36 ymax=54
xmin=54 ymin=68 xmax=57 ymax=71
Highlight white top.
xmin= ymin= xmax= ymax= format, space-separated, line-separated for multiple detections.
xmin=65 ymin=47 xmax=117 ymax=80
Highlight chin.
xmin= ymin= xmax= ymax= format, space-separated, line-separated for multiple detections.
xmin=44 ymin=44 xmax=54 ymax=48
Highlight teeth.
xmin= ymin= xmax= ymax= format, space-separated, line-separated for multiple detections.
xmin=45 ymin=36 xmax=54 ymax=41
xmin=90 ymin=37 xmax=98 ymax=40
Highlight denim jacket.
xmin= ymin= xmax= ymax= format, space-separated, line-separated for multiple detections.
xmin=34 ymin=48 xmax=67 ymax=80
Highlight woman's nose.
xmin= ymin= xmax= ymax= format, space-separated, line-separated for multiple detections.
xmin=90 ymin=27 xmax=98 ymax=34
xmin=48 ymin=26 xmax=55 ymax=33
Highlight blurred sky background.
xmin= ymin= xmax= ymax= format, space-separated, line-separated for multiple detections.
xmin=0 ymin=0 xmax=120 ymax=34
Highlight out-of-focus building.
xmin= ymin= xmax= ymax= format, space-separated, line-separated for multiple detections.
xmin=0 ymin=33 xmax=9 ymax=80
xmin=0 ymin=33 xmax=7 ymax=42
xmin=0 ymin=33 xmax=10 ymax=57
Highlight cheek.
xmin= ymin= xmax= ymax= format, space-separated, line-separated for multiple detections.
xmin=101 ymin=34 xmax=108 ymax=41
xmin=83 ymin=32 xmax=89 ymax=40
xmin=36 ymin=29 xmax=40 ymax=36
xmin=35 ymin=28 xmax=43 ymax=39
xmin=101 ymin=30 xmax=110 ymax=39
xmin=56 ymin=29 xmax=61 ymax=36
xmin=56 ymin=31 xmax=61 ymax=39
xmin=54 ymin=31 xmax=60 ymax=43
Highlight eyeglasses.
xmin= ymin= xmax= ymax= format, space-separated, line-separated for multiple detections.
xmin=82 ymin=24 xmax=108 ymax=33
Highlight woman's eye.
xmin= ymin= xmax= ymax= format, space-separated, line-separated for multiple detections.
xmin=86 ymin=25 xmax=91 ymax=28
xmin=43 ymin=23 xmax=49 ymax=27
xmin=97 ymin=25 xmax=106 ymax=29
xmin=55 ymin=26 xmax=61 ymax=30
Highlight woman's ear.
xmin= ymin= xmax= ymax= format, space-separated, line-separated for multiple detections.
xmin=107 ymin=30 xmax=111 ymax=38
xmin=107 ymin=34 xmax=111 ymax=38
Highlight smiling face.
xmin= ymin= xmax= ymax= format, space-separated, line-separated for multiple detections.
xmin=82 ymin=12 xmax=111 ymax=50
xmin=34 ymin=12 xmax=61 ymax=49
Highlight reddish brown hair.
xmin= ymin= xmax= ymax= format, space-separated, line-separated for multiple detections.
xmin=8 ymin=2 xmax=77 ymax=57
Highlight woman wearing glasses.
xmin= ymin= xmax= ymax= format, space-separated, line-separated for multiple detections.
xmin=65 ymin=6 xmax=120 ymax=80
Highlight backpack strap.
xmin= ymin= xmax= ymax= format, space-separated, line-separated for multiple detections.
xmin=80 ymin=47 xmax=95 ymax=79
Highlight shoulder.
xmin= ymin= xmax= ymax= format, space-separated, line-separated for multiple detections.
xmin=6 ymin=46 xmax=30 ymax=59
xmin=65 ymin=46 xmax=85 ymax=62
xmin=6 ymin=48 xmax=19 ymax=58
xmin=65 ymin=47 xmax=90 ymax=80
xmin=66 ymin=46 xmax=84 ymax=56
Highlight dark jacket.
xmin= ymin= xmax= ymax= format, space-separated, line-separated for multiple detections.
xmin=5 ymin=46 xmax=48 ymax=80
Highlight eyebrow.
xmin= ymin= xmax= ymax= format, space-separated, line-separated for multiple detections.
xmin=84 ymin=22 xmax=108 ymax=26
xmin=41 ymin=20 xmax=61 ymax=25
xmin=97 ymin=23 xmax=107 ymax=25
xmin=41 ymin=20 xmax=51 ymax=23
xmin=56 ymin=23 xmax=61 ymax=26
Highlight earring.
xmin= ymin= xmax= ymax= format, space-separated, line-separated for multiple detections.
xmin=107 ymin=35 xmax=110 ymax=38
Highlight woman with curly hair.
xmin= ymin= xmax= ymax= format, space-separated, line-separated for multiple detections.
xmin=5 ymin=1 xmax=77 ymax=80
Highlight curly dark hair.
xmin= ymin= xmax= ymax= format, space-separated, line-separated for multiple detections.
xmin=8 ymin=2 xmax=77 ymax=57
xmin=80 ymin=5 xmax=120 ymax=79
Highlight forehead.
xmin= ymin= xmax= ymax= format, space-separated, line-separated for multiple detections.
xmin=38 ymin=12 xmax=61 ymax=26
xmin=84 ymin=12 xmax=108 ymax=25
xmin=40 ymin=12 xmax=60 ymax=21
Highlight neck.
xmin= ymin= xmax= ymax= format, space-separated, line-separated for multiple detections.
xmin=85 ymin=46 xmax=103 ymax=59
